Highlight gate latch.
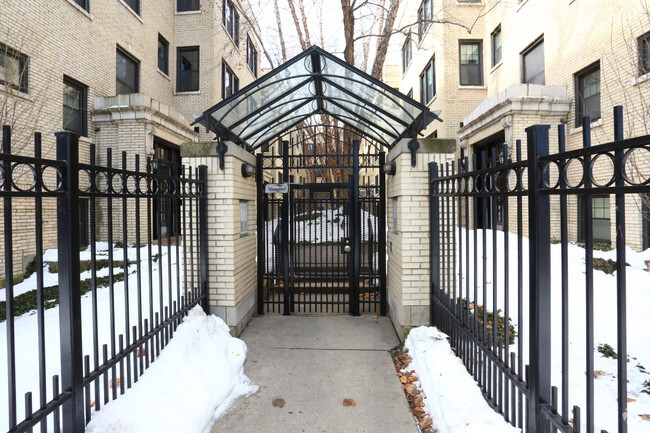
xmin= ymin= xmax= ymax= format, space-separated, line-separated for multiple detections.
xmin=342 ymin=238 xmax=352 ymax=254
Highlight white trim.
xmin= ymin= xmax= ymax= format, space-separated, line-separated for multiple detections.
xmin=175 ymin=9 xmax=202 ymax=15
xmin=425 ymin=94 xmax=438 ymax=106
xmin=64 ymin=0 xmax=93 ymax=20
xmin=630 ymin=72 xmax=650 ymax=86
xmin=458 ymin=85 xmax=487 ymax=90
xmin=119 ymin=0 xmax=144 ymax=23
xmin=157 ymin=68 xmax=171 ymax=81
xmin=456 ymin=0 xmax=483 ymax=5
xmin=490 ymin=60 xmax=503 ymax=74
xmin=569 ymin=117 xmax=603 ymax=135
xmin=516 ymin=0 xmax=530 ymax=12
xmin=174 ymin=90 xmax=200 ymax=95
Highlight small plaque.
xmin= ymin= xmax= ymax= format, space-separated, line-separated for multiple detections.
xmin=313 ymin=192 xmax=331 ymax=199
xmin=265 ymin=183 xmax=289 ymax=194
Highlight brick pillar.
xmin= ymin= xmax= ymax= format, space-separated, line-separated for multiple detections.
xmin=386 ymin=138 xmax=455 ymax=340
xmin=182 ymin=141 xmax=257 ymax=336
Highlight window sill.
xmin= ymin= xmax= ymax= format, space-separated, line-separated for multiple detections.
xmin=401 ymin=61 xmax=412 ymax=77
xmin=119 ymin=0 xmax=144 ymax=23
xmin=490 ymin=61 xmax=503 ymax=74
xmin=246 ymin=64 xmax=257 ymax=78
xmin=79 ymin=135 xmax=92 ymax=143
xmin=240 ymin=232 xmax=249 ymax=238
xmin=425 ymin=95 xmax=438 ymax=106
xmin=458 ymin=85 xmax=486 ymax=89
xmin=630 ymin=72 xmax=650 ymax=86
xmin=174 ymin=90 xmax=200 ymax=95
xmin=157 ymin=68 xmax=171 ymax=81
xmin=0 ymin=84 xmax=32 ymax=101
xmin=569 ymin=117 xmax=603 ymax=135
xmin=175 ymin=9 xmax=201 ymax=15
xmin=65 ymin=0 xmax=93 ymax=20
xmin=456 ymin=1 xmax=483 ymax=5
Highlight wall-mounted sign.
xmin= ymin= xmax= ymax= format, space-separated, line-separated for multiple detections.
xmin=265 ymin=183 xmax=289 ymax=194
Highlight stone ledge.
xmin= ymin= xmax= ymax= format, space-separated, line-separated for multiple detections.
xmin=209 ymin=286 xmax=256 ymax=337
xmin=387 ymin=138 xmax=456 ymax=162
xmin=387 ymin=287 xmax=430 ymax=342
xmin=181 ymin=141 xmax=256 ymax=165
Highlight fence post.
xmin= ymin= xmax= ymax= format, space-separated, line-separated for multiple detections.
xmin=429 ymin=162 xmax=439 ymax=327
xmin=526 ymin=125 xmax=552 ymax=433
xmin=56 ymin=131 xmax=85 ymax=432
xmin=256 ymin=154 xmax=265 ymax=315
xmin=198 ymin=165 xmax=209 ymax=312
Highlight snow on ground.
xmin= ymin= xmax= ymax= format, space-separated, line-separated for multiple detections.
xmin=85 ymin=305 xmax=256 ymax=433
xmin=405 ymin=326 xmax=520 ymax=433
xmin=0 ymin=242 xmax=202 ymax=433
xmin=433 ymin=228 xmax=650 ymax=432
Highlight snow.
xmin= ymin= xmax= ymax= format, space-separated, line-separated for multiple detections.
xmin=405 ymin=326 xmax=520 ymax=433
xmin=1 ymin=242 xmax=242 ymax=433
xmin=85 ymin=306 xmax=256 ymax=433
xmin=411 ymin=228 xmax=650 ymax=432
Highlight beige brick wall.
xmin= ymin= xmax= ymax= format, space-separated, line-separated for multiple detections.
xmin=394 ymin=0 xmax=650 ymax=250
xmin=0 ymin=0 xmax=264 ymax=277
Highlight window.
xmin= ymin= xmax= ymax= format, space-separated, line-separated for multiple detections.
xmin=72 ymin=0 xmax=89 ymax=11
xmin=247 ymin=36 xmax=258 ymax=77
xmin=420 ymin=57 xmax=435 ymax=104
xmin=116 ymin=47 xmax=139 ymax=94
xmin=0 ymin=44 xmax=28 ymax=93
xmin=223 ymin=0 xmax=239 ymax=46
xmin=177 ymin=0 xmax=200 ymax=12
xmin=491 ymin=25 xmax=502 ymax=67
xmin=522 ymin=37 xmax=544 ymax=84
xmin=123 ymin=0 xmax=140 ymax=15
xmin=177 ymin=47 xmax=199 ymax=92
xmin=402 ymin=33 xmax=412 ymax=73
xmin=459 ymin=41 xmax=483 ymax=86
xmin=222 ymin=62 xmax=239 ymax=98
xmin=240 ymin=201 xmax=249 ymax=235
xmin=158 ymin=35 xmax=169 ymax=75
xmin=417 ymin=0 xmax=432 ymax=43
xmin=638 ymin=31 xmax=650 ymax=76
xmin=63 ymin=76 xmax=87 ymax=136
xmin=578 ymin=196 xmax=611 ymax=243
xmin=575 ymin=62 xmax=600 ymax=127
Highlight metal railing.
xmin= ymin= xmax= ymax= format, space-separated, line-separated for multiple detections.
xmin=429 ymin=106 xmax=649 ymax=433
xmin=1 ymin=127 xmax=208 ymax=433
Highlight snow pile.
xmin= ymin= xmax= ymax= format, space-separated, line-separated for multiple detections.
xmin=405 ymin=327 xmax=520 ymax=433
xmin=86 ymin=306 xmax=256 ymax=433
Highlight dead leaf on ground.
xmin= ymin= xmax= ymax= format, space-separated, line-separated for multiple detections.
xmin=594 ymin=370 xmax=606 ymax=378
xmin=373 ymin=320 xmax=379 ymax=324
xmin=109 ymin=378 xmax=121 ymax=389
xmin=252 ymin=313 xmax=261 ymax=317
xmin=373 ymin=315 xmax=379 ymax=319
xmin=400 ymin=376 xmax=408 ymax=384
xmin=343 ymin=398 xmax=356 ymax=407
xmin=640 ymin=414 xmax=650 ymax=421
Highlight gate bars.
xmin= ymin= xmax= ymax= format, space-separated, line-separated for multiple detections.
xmin=1 ymin=128 xmax=208 ymax=433
xmin=429 ymin=107 xmax=649 ymax=433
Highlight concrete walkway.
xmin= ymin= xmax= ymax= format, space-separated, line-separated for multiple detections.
xmin=211 ymin=315 xmax=418 ymax=433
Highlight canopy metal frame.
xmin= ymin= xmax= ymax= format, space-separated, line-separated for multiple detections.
xmin=192 ymin=45 xmax=442 ymax=152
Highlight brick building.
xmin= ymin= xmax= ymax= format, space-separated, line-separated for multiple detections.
xmin=0 ymin=0 xmax=263 ymax=275
xmin=391 ymin=0 xmax=650 ymax=250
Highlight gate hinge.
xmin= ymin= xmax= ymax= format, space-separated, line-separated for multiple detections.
xmin=408 ymin=138 xmax=419 ymax=167
xmin=216 ymin=141 xmax=228 ymax=170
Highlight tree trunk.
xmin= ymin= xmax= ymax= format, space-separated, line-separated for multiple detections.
xmin=341 ymin=0 xmax=355 ymax=64
xmin=370 ymin=0 xmax=400 ymax=79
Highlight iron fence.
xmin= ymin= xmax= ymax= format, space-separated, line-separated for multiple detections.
xmin=1 ymin=127 xmax=208 ymax=433
xmin=429 ymin=107 xmax=650 ymax=433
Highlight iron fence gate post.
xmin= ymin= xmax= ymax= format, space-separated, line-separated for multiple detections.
xmin=256 ymin=154 xmax=265 ymax=315
xmin=281 ymin=140 xmax=291 ymax=315
xmin=429 ymin=162 xmax=439 ymax=327
xmin=526 ymin=125 xmax=552 ymax=433
xmin=378 ymin=152 xmax=387 ymax=316
xmin=351 ymin=139 xmax=361 ymax=316
xmin=56 ymin=131 xmax=85 ymax=432
xmin=198 ymin=165 xmax=209 ymax=312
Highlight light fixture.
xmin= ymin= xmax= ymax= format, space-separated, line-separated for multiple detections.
xmin=382 ymin=161 xmax=396 ymax=176
xmin=241 ymin=163 xmax=256 ymax=178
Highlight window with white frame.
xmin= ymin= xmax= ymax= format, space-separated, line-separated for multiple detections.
xmin=491 ymin=25 xmax=502 ymax=67
xmin=417 ymin=0 xmax=432 ymax=43
xmin=1 ymin=43 xmax=29 ymax=93
xmin=420 ymin=56 xmax=435 ymax=104
xmin=402 ymin=33 xmax=412 ymax=73
xmin=223 ymin=0 xmax=239 ymax=46
xmin=522 ymin=37 xmax=545 ymax=84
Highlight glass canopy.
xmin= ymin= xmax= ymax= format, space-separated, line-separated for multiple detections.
xmin=192 ymin=46 xmax=442 ymax=151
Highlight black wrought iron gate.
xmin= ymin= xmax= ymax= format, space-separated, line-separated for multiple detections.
xmin=256 ymin=131 xmax=386 ymax=315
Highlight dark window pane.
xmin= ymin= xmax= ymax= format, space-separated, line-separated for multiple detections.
xmin=123 ymin=0 xmax=140 ymax=15
xmin=116 ymin=48 xmax=139 ymax=94
xmin=177 ymin=0 xmax=200 ymax=12
xmin=63 ymin=77 xmax=87 ymax=136
xmin=419 ymin=57 xmax=435 ymax=104
xmin=247 ymin=36 xmax=257 ymax=77
xmin=523 ymin=40 xmax=544 ymax=84
xmin=0 ymin=44 xmax=28 ymax=93
xmin=459 ymin=41 xmax=482 ymax=86
xmin=158 ymin=35 xmax=169 ymax=75
xmin=223 ymin=0 xmax=239 ymax=45
xmin=73 ymin=0 xmax=89 ymax=11
xmin=492 ymin=26 xmax=502 ymax=66
xmin=576 ymin=64 xmax=600 ymax=126
xmin=222 ymin=62 xmax=238 ymax=98
xmin=418 ymin=0 xmax=432 ymax=42
xmin=177 ymin=47 xmax=199 ymax=92
xmin=402 ymin=34 xmax=411 ymax=73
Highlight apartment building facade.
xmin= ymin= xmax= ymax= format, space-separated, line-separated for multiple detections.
xmin=393 ymin=0 xmax=650 ymax=250
xmin=0 ymin=0 xmax=263 ymax=275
